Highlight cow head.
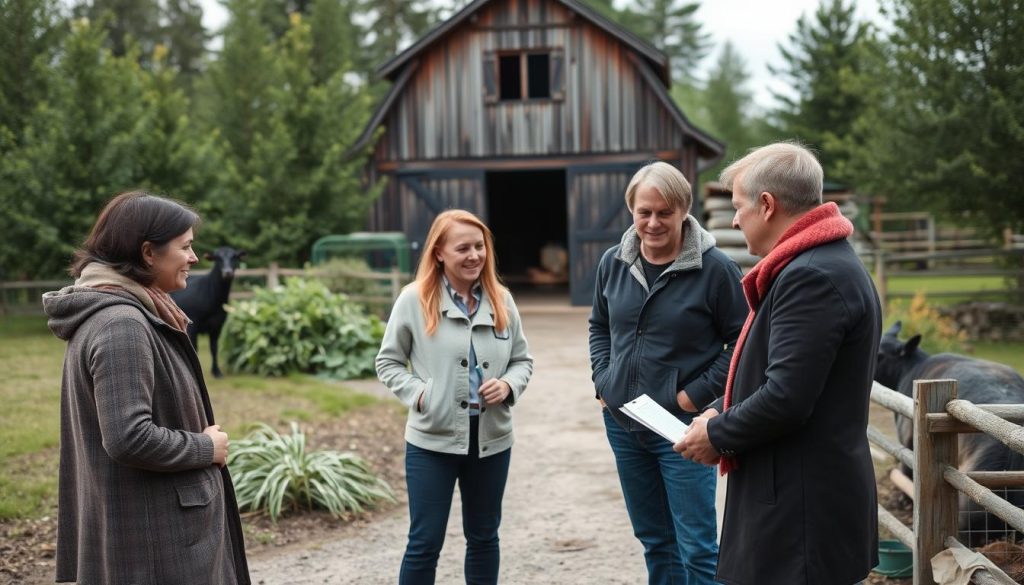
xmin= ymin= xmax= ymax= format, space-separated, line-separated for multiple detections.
xmin=204 ymin=247 xmax=247 ymax=280
xmin=875 ymin=320 xmax=924 ymax=391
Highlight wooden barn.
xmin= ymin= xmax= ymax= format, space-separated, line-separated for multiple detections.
xmin=353 ymin=0 xmax=724 ymax=305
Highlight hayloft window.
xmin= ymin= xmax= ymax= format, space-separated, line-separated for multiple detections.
xmin=486 ymin=50 xmax=562 ymax=103
xmin=499 ymin=54 xmax=523 ymax=100
xmin=526 ymin=53 xmax=550 ymax=98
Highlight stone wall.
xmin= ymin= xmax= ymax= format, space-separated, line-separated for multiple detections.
xmin=939 ymin=302 xmax=1024 ymax=342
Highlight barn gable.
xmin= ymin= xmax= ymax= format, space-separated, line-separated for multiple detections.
xmin=357 ymin=0 xmax=724 ymax=305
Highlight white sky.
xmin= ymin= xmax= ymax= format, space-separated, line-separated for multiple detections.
xmin=199 ymin=0 xmax=883 ymax=109
xmin=693 ymin=0 xmax=882 ymax=109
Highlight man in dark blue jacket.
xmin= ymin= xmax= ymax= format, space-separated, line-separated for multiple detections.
xmin=676 ymin=142 xmax=881 ymax=585
xmin=590 ymin=161 xmax=747 ymax=585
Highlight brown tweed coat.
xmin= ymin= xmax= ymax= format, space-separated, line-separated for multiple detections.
xmin=43 ymin=284 xmax=250 ymax=585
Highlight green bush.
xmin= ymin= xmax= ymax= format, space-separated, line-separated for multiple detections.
xmin=886 ymin=292 xmax=969 ymax=354
xmin=228 ymin=422 xmax=394 ymax=522
xmin=222 ymin=278 xmax=384 ymax=378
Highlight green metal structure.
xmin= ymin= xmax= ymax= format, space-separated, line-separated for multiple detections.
xmin=310 ymin=232 xmax=411 ymax=273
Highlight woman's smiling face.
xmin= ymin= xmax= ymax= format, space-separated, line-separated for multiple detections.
xmin=435 ymin=221 xmax=486 ymax=291
xmin=147 ymin=228 xmax=198 ymax=292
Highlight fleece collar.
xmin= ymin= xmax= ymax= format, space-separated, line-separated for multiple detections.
xmin=616 ymin=215 xmax=718 ymax=284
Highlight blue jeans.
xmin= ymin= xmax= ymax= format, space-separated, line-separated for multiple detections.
xmin=604 ymin=408 xmax=719 ymax=585
xmin=400 ymin=417 xmax=511 ymax=585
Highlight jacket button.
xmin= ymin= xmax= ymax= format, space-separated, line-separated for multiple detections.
xmin=482 ymin=361 xmax=490 ymax=369
xmin=460 ymin=358 xmax=468 ymax=367
xmin=482 ymin=446 xmax=488 ymax=452
xmin=460 ymin=400 xmax=468 ymax=408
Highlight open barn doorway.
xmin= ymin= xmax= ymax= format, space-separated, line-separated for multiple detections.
xmin=486 ymin=169 xmax=569 ymax=299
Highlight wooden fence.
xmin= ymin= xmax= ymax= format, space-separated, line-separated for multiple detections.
xmin=0 ymin=263 xmax=412 ymax=316
xmin=867 ymin=248 xmax=1024 ymax=308
xmin=869 ymin=380 xmax=1024 ymax=584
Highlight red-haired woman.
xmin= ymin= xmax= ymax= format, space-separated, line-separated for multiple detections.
xmin=376 ymin=209 xmax=534 ymax=585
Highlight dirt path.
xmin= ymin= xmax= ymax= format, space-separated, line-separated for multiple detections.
xmin=248 ymin=306 xmax=698 ymax=584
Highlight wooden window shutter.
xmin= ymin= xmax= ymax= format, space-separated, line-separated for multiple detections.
xmin=483 ymin=51 xmax=498 ymax=103
xmin=550 ymin=48 xmax=565 ymax=100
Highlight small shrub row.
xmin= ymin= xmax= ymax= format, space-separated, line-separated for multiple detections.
xmin=222 ymin=278 xmax=384 ymax=379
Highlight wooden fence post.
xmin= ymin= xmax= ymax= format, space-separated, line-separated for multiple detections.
xmin=267 ymin=262 xmax=280 ymax=288
xmin=913 ymin=379 xmax=959 ymax=585
xmin=875 ymin=249 xmax=887 ymax=309
xmin=389 ymin=266 xmax=401 ymax=302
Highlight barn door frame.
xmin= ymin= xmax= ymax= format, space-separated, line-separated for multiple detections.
xmin=394 ymin=169 xmax=488 ymax=268
xmin=567 ymin=162 xmax=645 ymax=306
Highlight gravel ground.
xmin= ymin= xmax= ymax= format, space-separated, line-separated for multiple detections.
xmin=248 ymin=307 xmax=655 ymax=584
xmin=3 ymin=301 xmax=937 ymax=585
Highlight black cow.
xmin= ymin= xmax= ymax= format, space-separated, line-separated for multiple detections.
xmin=876 ymin=321 xmax=1024 ymax=545
xmin=170 ymin=246 xmax=246 ymax=378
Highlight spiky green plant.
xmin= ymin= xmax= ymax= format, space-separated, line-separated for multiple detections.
xmin=227 ymin=422 xmax=394 ymax=522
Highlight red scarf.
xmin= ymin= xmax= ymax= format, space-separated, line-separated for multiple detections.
xmin=719 ymin=202 xmax=853 ymax=475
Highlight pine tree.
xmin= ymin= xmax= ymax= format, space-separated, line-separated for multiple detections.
xmin=0 ymin=0 xmax=65 ymax=138
xmin=162 ymin=0 xmax=208 ymax=85
xmin=0 ymin=17 xmax=224 ymax=278
xmin=72 ymin=0 xmax=208 ymax=83
xmin=203 ymin=4 xmax=381 ymax=265
xmin=72 ymin=0 xmax=162 ymax=60
xmin=620 ymin=0 xmax=710 ymax=83
xmin=850 ymin=0 xmax=1024 ymax=237
xmin=358 ymin=0 xmax=438 ymax=71
xmin=770 ymin=0 xmax=871 ymax=183
xmin=700 ymin=42 xmax=771 ymax=180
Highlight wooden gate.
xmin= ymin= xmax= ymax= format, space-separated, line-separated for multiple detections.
xmin=567 ymin=164 xmax=641 ymax=306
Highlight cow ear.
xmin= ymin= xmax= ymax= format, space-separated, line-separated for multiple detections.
xmin=238 ymin=250 xmax=248 ymax=258
xmin=903 ymin=334 xmax=922 ymax=355
xmin=204 ymin=252 xmax=214 ymax=261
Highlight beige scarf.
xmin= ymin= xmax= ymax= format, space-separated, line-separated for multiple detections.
xmin=76 ymin=263 xmax=190 ymax=333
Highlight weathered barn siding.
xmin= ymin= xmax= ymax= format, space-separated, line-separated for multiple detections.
xmin=368 ymin=171 xmax=486 ymax=260
xmin=373 ymin=0 xmax=687 ymax=162
xmin=360 ymin=0 xmax=723 ymax=304
xmin=567 ymin=165 xmax=637 ymax=304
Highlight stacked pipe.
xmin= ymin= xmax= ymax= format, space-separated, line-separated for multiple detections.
xmin=701 ymin=182 xmax=758 ymax=273
xmin=700 ymin=182 xmax=862 ymax=273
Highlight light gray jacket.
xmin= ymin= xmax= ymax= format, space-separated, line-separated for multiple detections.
xmin=376 ymin=283 xmax=533 ymax=457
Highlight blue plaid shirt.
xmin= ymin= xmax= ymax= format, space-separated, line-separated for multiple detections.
xmin=443 ymin=276 xmax=483 ymax=414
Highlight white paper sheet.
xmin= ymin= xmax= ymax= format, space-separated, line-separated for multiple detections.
xmin=619 ymin=394 xmax=689 ymax=443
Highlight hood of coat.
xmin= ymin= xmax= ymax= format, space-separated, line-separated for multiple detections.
xmin=617 ymin=214 xmax=717 ymax=273
xmin=43 ymin=286 xmax=154 ymax=341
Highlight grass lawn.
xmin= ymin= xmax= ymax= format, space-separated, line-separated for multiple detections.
xmin=883 ymin=274 xmax=1019 ymax=304
xmin=0 ymin=314 xmax=389 ymax=520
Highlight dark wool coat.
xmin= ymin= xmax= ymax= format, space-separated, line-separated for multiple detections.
xmin=707 ymin=239 xmax=882 ymax=585
xmin=43 ymin=286 xmax=250 ymax=585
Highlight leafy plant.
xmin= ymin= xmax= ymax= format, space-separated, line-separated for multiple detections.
xmin=222 ymin=278 xmax=384 ymax=378
xmin=886 ymin=291 xmax=968 ymax=354
xmin=228 ymin=422 xmax=394 ymax=522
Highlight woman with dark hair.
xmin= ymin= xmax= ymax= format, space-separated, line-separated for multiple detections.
xmin=376 ymin=209 xmax=533 ymax=585
xmin=42 ymin=191 xmax=250 ymax=584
